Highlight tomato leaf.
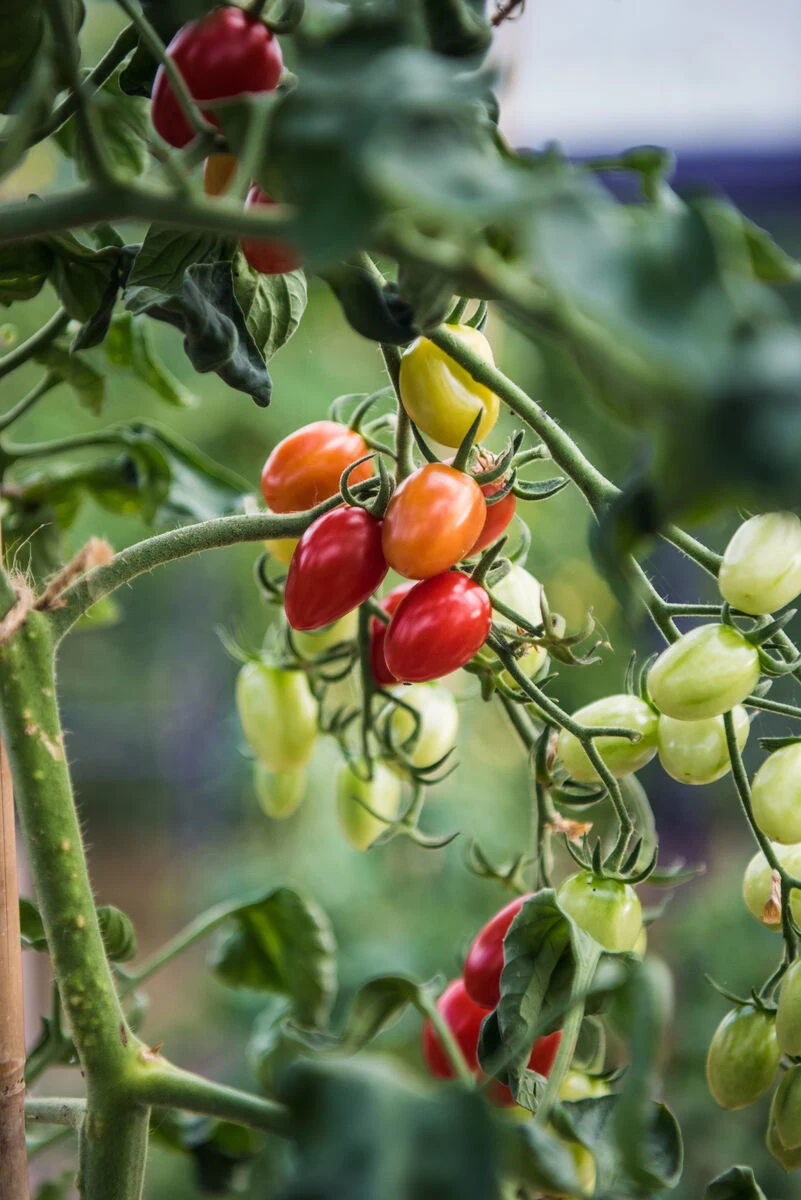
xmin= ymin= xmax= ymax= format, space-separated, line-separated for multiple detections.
xmin=277 ymin=1058 xmax=499 ymax=1200
xmin=103 ymin=314 xmax=196 ymax=407
xmin=507 ymin=1120 xmax=583 ymax=1197
xmin=150 ymin=1110 xmax=260 ymax=1196
xmin=44 ymin=226 xmax=125 ymax=322
xmin=553 ymin=1094 xmax=683 ymax=1196
xmin=705 ymin=1166 xmax=768 ymax=1200
xmin=0 ymin=3 xmax=44 ymax=113
xmin=0 ymin=240 xmax=53 ymax=306
xmin=290 ymin=973 xmax=438 ymax=1057
xmin=208 ymin=886 xmax=337 ymax=1029
xmin=19 ymin=897 xmax=47 ymax=951
xmin=247 ymin=996 xmax=295 ymax=1091
xmin=34 ymin=342 xmax=106 ymax=414
xmin=55 ymin=71 xmax=149 ymax=181
xmin=231 ymin=251 xmax=307 ymax=362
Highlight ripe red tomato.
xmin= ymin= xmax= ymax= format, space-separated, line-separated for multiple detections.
xmin=241 ymin=187 xmax=301 ymax=276
xmin=469 ymin=477 xmax=517 ymax=557
xmin=261 ymin=421 xmax=372 ymax=514
xmin=369 ymin=582 xmax=416 ymax=686
xmin=421 ymin=978 xmax=562 ymax=1107
xmin=464 ymin=894 xmax=534 ymax=1011
xmin=151 ymin=8 xmax=283 ymax=149
xmin=382 ymin=464 xmax=485 ymax=579
xmin=384 ymin=572 xmax=491 ymax=682
xmin=284 ymin=507 xmax=387 ymax=630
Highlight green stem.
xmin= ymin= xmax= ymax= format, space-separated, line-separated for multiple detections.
xmin=416 ymin=994 xmax=475 ymax=1088
xmin=0 ymin=373 xmax=59 ymax=434
xmin=498 ymin=694 xmax=553 ymax=887
xmin=25 ymin=1098 xmax=85 ymax=1129
xmin=533 ymin=943 xmax=601 ymax=1126
xmin=381 ymin=343 xmax=415 ymax=481
xmin=45 ymin=0 xmax=116 ymax=184
xmin=31 ymin=25 xmax=139 ymax=146
xmin=744 ymin=694 xmax=801 ymax=720
xmin=119 ymin=897 xmax=253 ymax=996
xmin=2 ymin=431 xmax=126 ymax=460
xmin=356 ymin=604 xmax=376 ymax=768
xmin=134 ymin=1059 xmax=289 ymax=1135
xmin=79 ymin=1096 xmax=150 ymax=1200
xmin=0 ymin=309 xmax=69 ymax=382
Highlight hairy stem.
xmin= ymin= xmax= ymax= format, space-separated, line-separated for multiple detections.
xmin=0 ymin=310 xmax=69 ymax=382
xmin=134 ymin=1058 xmax=289 ymax=1135
xmin=25 ymin=1097 xmax=85 ymax=1129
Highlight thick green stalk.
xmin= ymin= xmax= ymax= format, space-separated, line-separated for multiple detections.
xmin=79 ymin=1096 xmax=149 ymax=1200
xmin=133 ymin=1059 xmax=289 ymax=1135
xmin=0 ymin=310 xmax=69 ymax=383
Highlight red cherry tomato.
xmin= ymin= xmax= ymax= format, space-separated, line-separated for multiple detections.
xmin=464 ymin=894 xmax=534 ymax=1011
xmin=382 ymin=464 xmax=485 ymax=579
xmin=422 ymin=978 xmax=562 ymax=1107
xmin=469 ymin=477 xmax=517 ymax=557
xmin=261 ymin=420 xmax=372 ymax=514
xmin=384 ymin=572 xmax=491 ymax=682
xmin=284 ymin=507 xmax=387 ymax=630
xmin=241 ymin=187 xmax=301 ymax=276
xmin=151 ymin=8 xmax=283 ymax=149
xmin=369 ymin=582 xmax=416 ymax=686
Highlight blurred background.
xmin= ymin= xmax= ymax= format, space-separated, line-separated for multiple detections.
xmin=9 ymin=0 xmax=801 ymax=1195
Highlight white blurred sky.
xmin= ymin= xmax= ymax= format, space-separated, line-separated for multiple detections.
xmin=494 ymin=0 xmax=801 ymax=153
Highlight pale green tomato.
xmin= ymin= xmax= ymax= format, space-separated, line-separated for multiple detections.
xmin=742 ymin=843 xmax=801 ymax=930
xmin=557 ymin=694 xmax=658 ymax=783
xmin=254 ymin=764 xmax=305 ymax=819
xmin=398 ymin=324 xmax=499 ymax=448
xmin=291 ymin=610 xmax=358 ymax=659
xmin=647 ymin=624 xmax=760 ymax=721
xmin=752 ymin=743 xmax=801 ymax=844
xmin=236 ymin=663 xmax=318 ymax=772
xmin=706 ymin=1006 xmax=780 ymax=1110
xmin=767 ymin=1097 xmax=801 ymax=1171
xmin=777 ymin=959 xmax=801 ymax=1057
xmin=481 ymin=563 xmax=549 ymax=686
xmin=559 ymin=1071 xmax=610 ymax=1102
xmin=719 ymin=512 xmax=801 ymax=615
xmin=385 ymin=683 xmax=459 ymax=772
xmin=547 ymin=1137 xmax=596 ymax=1199
xmin=632 ymin=925 xmax=648 ymax=957
xmin=557 ymin=872 xmax=643 ymax=952
xmin=772 ymin=1065 xmax=801 ymax=1150
xmin=336 ymin=760 xmax=401 ymax=851
xmin=656 ymin=706 xmax=750 ymax=785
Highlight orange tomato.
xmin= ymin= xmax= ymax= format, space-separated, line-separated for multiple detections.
xmin=381 ymin=464 xmax=485 ymax=579
xmin=202 ymin=152 xmax=237 ymax=196
xmin=261 ymin=420 xmax=372 ymax=514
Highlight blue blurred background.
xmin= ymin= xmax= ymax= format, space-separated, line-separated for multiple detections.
xmin=13 ymin=1 xmax=801 ymax=1194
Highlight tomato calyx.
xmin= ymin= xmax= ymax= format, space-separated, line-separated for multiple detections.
xmin=562 ymin=825 xmax=658 ymax=888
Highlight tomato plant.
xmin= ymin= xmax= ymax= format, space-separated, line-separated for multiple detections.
xmin=383 ymin=572 xmax=492 ymax=682
xmin=706 ymin=1006 xmax=780 ymax=1110
xmin=381 ymin=463 xmax=485 ymax=579
xmin=151 ymin=7 xmax=283 ymax=148
xmin=284 ymin=507 xmax=387 ymax=630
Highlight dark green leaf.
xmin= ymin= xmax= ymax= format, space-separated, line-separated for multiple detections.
xmin=70 ymin=245 xmax=137 ymax=352
xmin=278 ymin=1058 xmax=500 ymax=1200
xmin=97 ymin=904 xmax=137 ymax=962
xmin=0 ymin=240 xmax=52 ymax=306
xmin=247 ymin=996 xmax=294 ymax=1091
xmin=208 ymin=886 xmax=337 ymax=1029
xmin=336 ymin=974 xmax=427 ymax=1053
xmin=321 ymin=262 xmax=416 ymax=344
xmin=509 ymin=1120 xmax=583 ymax=1196
xmin=126 ymin=226 xmax=227 ymax=298
xmin=231 ymin=251 xmax=307 ymax=361
xmin=35 ymin=343 xmax=105 ymax=414
xmin=554 ymin=1095 xmax=683 ymax=1196
xmin=45 ymin=226 xmax=123 ymax=322
xmin=421 ymin=0 xmax=492 ymax=58
xmin=0 ymin=3 xmax=44 ymax=113
xmin=705 ymin=1165 xmax=768 ymax=1200
xmin=19 ymin=897 xmax=47 ymax=951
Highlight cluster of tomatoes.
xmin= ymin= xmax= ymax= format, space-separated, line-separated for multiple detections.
xmin=151 ymin=6 xmax=298 ymax=275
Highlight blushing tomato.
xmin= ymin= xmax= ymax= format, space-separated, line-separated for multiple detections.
xmin=752 ymin=743 xmax=801 ymax=845
xmin=463 ymin=894 xmax=533 ymax=1010
xmin=384 ymin=683 xmax=459 ymax=773
xmin=556 ymin=694 xmax=658 ymax=783
xmin=399 ymin=325 xmax=500 ymax=448
xmin=261 ymin=420 xmax=372 ymax=514
xmin=236 ymin=662 xmax=317 ymax=771
xmin=421 ymin=978 xmax=562 ymax=1107
xmin=381 ymin=464 xmax=485 ymax=579
xmin=335 ymin=760 xmax=401 ymax=851
xmin=202 ymin=152 xmax=237 ymax=196
xmin=253 ymin=763 xmax=305 ymax=819
xmin=151 ymin=8 xmax=283 ymax=149
xmin=242 ymin=186 xmax=301 ymax=275
xmin=719 ymin=512 xmax=801 ymax=616
xmin=384 ymin=572 xmax=491 ymax=683
xmin=647 ymin=623 xmax=760 ymax=721
xmin=777 ymin=959 xmax=801 ymax=1057
xmin=706 ymin=1006 xmax=780 ymax=1110
xmin=369 ymin=582 xmax=416 ymax=686
xmin=557 ymin=873 xmax=642 ymax=953
xmin=742 ymin=843 xmax=801 ymax=930
xmin=656 ymin=706 xmax=749 ymax=786
xmin=284 ymin=507 xmax=387 ymax=630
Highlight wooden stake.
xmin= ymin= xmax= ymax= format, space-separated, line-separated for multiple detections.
xmin=0 ymin=524 xmax=29 ymax=1200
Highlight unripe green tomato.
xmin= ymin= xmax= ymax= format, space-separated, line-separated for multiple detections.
xmin=557 ymin=872 xmax=643 ymax=952
xmin=656 ymin=705 xmax=750 ymax=785
xmin=556 ymin=694 xmax=658 ymax=783
xmin=481 ymin=563 xmax=549 ymax=685
xmin=236 ymin=662 xmax=318 ymax=772
xmin=632 ymin=925 xmax=648 ymax=957
xmin=743 ymin=843 xmax=801 ymax=930
xmin=647 ymin=624 xmax=760 ymax=721
xmin=254 ymin=763 xmax=306 ymax=819
xmin=559 ymin=1070 xmax=610 ymax=1101
xmin=768 ymin=1090 xmax=801 ymax=1171
xmin=547 ymin=1138 xmax=596 ymax=1199
xmin=385 ymin=683 xmax=459 ymax=771
xmin=752 ymin=744 xmax=801 ymax=844
xmin=336 ymin=760 xmax=401 ymax=851
xmin=706 ymin=1006 xmax=780 ymax=1110
xmin=777 ymin=959 xmax=801 ymax=1057
xmin=719 ymin=512 xmax=801 ymax=615
xmin=398 ymin=324 xmax=500 ymax=448
xmin=291 ymin=610 xmax=358 ymax=659
xmin=773 ymin=1065 xmax=801 ymax=1151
